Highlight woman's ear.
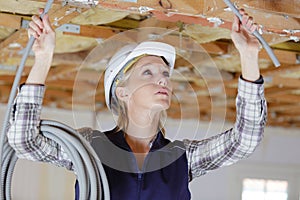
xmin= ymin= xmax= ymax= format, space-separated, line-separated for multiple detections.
xmin=115 ymin=87 xmax=129 ymax=102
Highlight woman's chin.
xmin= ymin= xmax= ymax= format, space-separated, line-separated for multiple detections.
xmin=150 ymin=103 xmax=170 ymax=112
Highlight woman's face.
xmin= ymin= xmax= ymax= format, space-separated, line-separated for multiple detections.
xmin=116 ymin=55 xmax=172 ymax=112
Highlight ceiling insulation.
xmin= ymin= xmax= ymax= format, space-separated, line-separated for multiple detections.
xmin=71 ymin=8 xmax=129 ymax=25
xmin=55 ymin=31 xmax=98 ymax=53
xmin=0 ymin=0 xmax=299 ymax=128
xmin=184 ymin=24 xmax=231 ymax=43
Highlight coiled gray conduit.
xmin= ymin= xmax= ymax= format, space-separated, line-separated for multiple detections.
xmin=41 ymin=120 xmax=110 ymax=200
xmin=1 ymin=119 xmax=110 ymax=200
xmin=0 ymin=0 xmax=110 ymax=199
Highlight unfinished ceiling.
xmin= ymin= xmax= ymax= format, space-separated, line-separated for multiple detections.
xmin=0 ymin=0 xmax=299 ymax=128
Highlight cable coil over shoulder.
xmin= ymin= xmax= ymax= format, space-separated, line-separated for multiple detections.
xmin=1 ymin=119 xmax=110 ymax=200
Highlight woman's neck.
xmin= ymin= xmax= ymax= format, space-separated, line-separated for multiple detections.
xmin=125 ymin=110 xmax=160 ymax=153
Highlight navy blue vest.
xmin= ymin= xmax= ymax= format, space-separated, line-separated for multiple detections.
xmin=75 ymin=128 xmax=191 ymax=200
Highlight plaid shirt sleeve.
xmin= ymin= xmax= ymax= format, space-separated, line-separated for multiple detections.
xmin=183 ymin=77 xmax=267 ymax=182
xmin=7 ymin=84 xmax=74 ymax=170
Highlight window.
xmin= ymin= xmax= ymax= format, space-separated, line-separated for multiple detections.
xmin=242 ymin=178 xmax=288 ymax=200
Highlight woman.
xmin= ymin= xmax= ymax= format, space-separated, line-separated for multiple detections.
xmin=7 ymin=8 xmax=267 ymax=200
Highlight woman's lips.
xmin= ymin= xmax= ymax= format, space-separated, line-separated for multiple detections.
xmin=156 ymin=88 xmax=169 ymax=96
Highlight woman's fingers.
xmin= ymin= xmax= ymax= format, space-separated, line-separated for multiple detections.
xmin=240 ymin=11 xmax=257 ymax=33
xmin=28 ymin=22 xmax=42 ymax=38
xmin=42 ymin=14 xmax=54 ymax=33
xmin=32 ymin=15 xmax=44 ymax=30
xmin=232 ymin=14 xmax=240 ymax=32
xmin=28 ymin=15 xmax=43 ymax=38
xmin=38 ymin=8 xmax=44 ymax=15
xmin=27 ymin=27 xmax=40 ymax=39
xmin=38 ymin=8 xmax=54 ymax=34
xmin=250 ymin=23 xmax=258 ymax=33
xmin=246 ymin=16 xmax=253 ymax=28
xmin=28 ymin=8 xmax=54 ymax=39
xmin=239 ymin=8 xmax=245 ymax=15
xmin=241 ymin=13 xmax=249 ymax=28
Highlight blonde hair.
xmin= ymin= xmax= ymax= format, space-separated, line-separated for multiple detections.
xmin=111 ymin=60 xmax=167 ymax=135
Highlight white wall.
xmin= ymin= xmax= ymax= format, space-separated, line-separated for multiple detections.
xmin=1 ymin=104 xmax=299 ymax=200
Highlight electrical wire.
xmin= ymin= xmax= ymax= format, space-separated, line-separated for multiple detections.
xmin=0 ymin=0 xmax=110 ymax=199
xmin=223 ymin=0 xmax=280 ymax=67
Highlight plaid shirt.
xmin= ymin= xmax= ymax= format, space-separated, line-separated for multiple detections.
xmin=7 ymin=77 xmax=267 ymax=181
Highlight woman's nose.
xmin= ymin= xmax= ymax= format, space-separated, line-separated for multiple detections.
xmin=157 ymin=77 xmax=167 ymax=86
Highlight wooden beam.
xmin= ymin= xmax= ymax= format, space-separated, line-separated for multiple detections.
xmin=238 ymin=0 xmax=300 ymax=18
xmin=0 ymin=75 xmax=27 ymax=84
xmin=3 ymin=0 xmax=299 ymax=38
xmin=97 ymin=0 xmax=203 ymax=15
xmin=152 ymin=11 xmax=232 ymax=30
xmin=0 ymin=13 xmax=22 ymax=29
xmin=30 ymin=0 xmax=300 ymax=21
xmin=44 ymin=88 xmax=72 ymax=100
xmin=267 ymin=93 xmax=300 ymax=103
xmin=62 ymin=24 xmax=123 ymax=38
xmin=272 ymin=76 xmax=300 ymax=88
xmin=0 ymin=4 xmax=88 ymax=72
xmin=259 ymin=49 xmax=298 ymax=65
xmin=152 ymin=6 xmax=300 ymax=37
xmin=261 ymin=64 xmax=300 ymax=77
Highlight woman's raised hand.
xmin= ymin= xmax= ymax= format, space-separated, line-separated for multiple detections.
xmin=25 ymin=8 xmax=55 ymax=85
xmin=231 ymin=9 xmax=260 ymax=54
xmin=28 ymin=8 xmax=55 ymax=56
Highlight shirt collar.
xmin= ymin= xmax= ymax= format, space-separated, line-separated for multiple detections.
xmin=105 ymin=128 xmax=169 ymax=152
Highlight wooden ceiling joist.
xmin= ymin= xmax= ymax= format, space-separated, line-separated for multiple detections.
xmin=0 ymin=0 xmax=300 ymax=128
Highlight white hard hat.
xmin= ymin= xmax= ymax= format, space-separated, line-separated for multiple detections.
xmin=104 ymin=41 xmax=176 ymax=113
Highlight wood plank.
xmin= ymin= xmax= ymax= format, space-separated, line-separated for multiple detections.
xmin=97 ymin=0 xmax=203 ymax=15
xmin=268 ymin=103 xmax=300 ymax=113
xmin=0 ymin=13 xmax=22 ymax=29
xmin=0 ymin=85 xmax=11 ymax=102
xmin=3 ymin=0 xmax=300 ymax=38
xmin=265 ymin=87 xmax=297 ymax=97
xmin=44 ymin=88 xmax=72 ymax=100
xmin=0 ymin=4 xmax=88 ymax=73
xmin=62 ymin=24 xmax=123 ymax=38
xmin=259 ymin=49 xmax=298 ymax=64
xmin=0 ymin=50 xmax=91 ymax=70
xmin=97 ymin=0 xmax=300 ymax=20
xmin=261 ymin=64 xmax=300 ymax=77
xmin=238 ymin=0 xmax=300 ymax=18
xmin=272 ymin=76 xmax=300 ymax=88
xmin=0 ymin=75 xmax=27 ymax=84
xmin=267 ymin=93 xmax=300 ymax=103
xmin=215 ymin=8 xmax=300 ymax=36
xmin=0 ymin=0 xmax=60 ymax=15
xmin=152 ymin=11 xmax=232 ymax=30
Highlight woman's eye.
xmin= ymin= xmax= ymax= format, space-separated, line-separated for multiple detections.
xmin=143 ymin=69 xmax=152 ymax=75
xmin=163 ymin=71 xmax=170 ymax=77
